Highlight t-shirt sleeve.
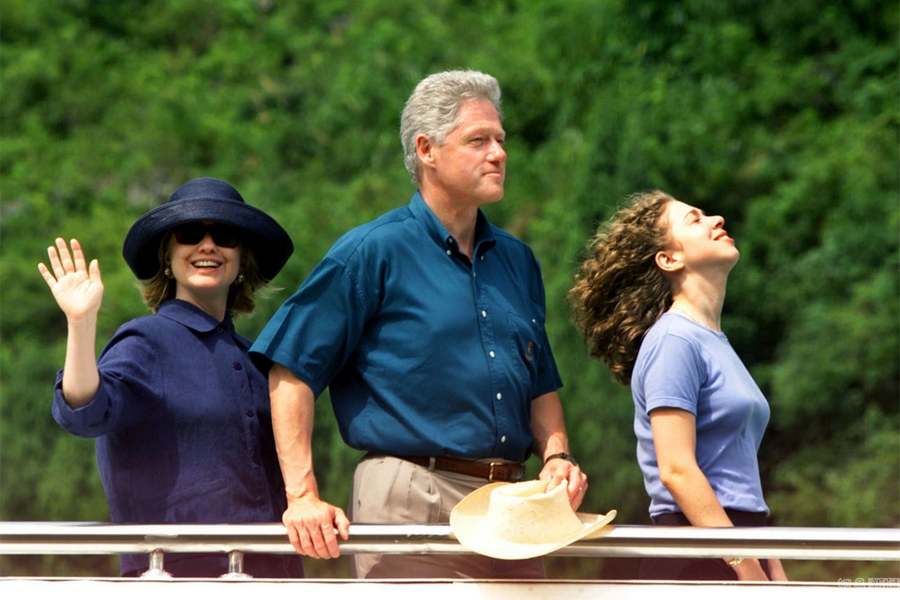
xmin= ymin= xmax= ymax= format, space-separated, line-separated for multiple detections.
xmin=640 ymin=333 xmax=705 ymax=415
xmin=250 ymin=255 xmax=377 ymax=397
xmin=52 ymin=325 xmax=161 ymax=437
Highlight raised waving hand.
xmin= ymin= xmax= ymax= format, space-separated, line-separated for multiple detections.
xmin=38 ymin=238 xmax=103 ymax=407
xmin=38 ymin=238 xmax=104 ymax=320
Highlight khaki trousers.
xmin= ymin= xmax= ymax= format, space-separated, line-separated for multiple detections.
xmin=350 ymin=455 xmax=545 ymax=579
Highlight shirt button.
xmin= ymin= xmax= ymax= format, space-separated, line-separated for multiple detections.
xmin=496 ymin=392 xmax=502 ymax=400
xmin=245 ymin=410 xmax=254 ymax=418
xmin=489 ymin=350 xmax=496 ymax=358
xmin=233 ymin=362 xmax=242 ymax=371
xmin=531 ymin=318 xmax=537 ymax=324
xmin=446 ymin=249 xmax=452 ymax=256
xmin=500 ymin=435 xmax=507 ymax=443
xmin=480 ymin=255 xmax=485 ymax=261
xmin=481 ymin=310 xmax=487 ymax=318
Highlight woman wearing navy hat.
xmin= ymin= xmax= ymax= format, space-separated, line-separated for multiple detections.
xmin=39 ymin=177 xmax=303 ymax=578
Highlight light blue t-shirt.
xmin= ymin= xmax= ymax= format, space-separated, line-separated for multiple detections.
xmin=631 ymin=312 xmax=770 ymax=518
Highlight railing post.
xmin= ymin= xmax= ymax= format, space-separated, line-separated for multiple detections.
xmin=139 ymin=548 xmax=172 ymax=579
xmin=220 ymin=550 xmax=253 ymax=579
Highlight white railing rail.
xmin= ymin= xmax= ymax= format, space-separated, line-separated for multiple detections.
xmin=2 ymin=522 xmax=898 ymax=564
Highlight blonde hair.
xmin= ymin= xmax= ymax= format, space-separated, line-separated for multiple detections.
xmin=140 ymin=233 xmax=265 ymax=317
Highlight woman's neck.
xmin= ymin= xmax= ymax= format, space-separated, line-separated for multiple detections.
xmin=668 ymin=273 xmax=728 ymax=332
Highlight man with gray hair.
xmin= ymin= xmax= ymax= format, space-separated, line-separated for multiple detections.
xmin=252 ymin=69 xmax=587 ymax=578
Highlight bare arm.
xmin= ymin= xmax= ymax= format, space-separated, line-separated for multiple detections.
xmin=531 ymin=391 xmax=587 ymax=509
xmin=767 ymin=558 xmax=788 ymax=581
xmin=269 ymin=364 xmax=349 ymax=559
xmin=38 ymin=238 xmax=103 ymax=407
xmin=651 ymin=408 xmax=769 ymax=581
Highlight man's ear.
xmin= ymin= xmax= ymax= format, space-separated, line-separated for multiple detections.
xmin=655 ymin=248 xmax=683 ymax=273
xmin=415 ymin=134 xmax=435 ymax=169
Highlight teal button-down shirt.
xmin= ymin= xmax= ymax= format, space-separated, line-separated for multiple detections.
xmin=252 ymin=192 xmax=562 ymax=461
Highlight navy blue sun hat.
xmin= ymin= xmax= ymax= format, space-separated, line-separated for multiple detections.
xmin=123 ymin=177 xmax=294 ymax=280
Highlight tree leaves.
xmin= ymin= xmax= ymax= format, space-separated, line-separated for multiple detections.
xmin=1 ymin=0 xmax=896 ymax=579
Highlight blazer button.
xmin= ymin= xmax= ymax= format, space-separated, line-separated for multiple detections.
xmin=233 ymin=362 xmax=243 ymax=371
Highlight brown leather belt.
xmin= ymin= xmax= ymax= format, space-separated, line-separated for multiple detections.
xmin=366 ymin=454 xmax=525 ymax=482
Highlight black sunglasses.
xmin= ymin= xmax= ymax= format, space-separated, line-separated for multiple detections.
xmin=172 ymin=223 xmax=241 ymax=248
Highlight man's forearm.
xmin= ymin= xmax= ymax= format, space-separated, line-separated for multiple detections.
xmin=530 ymin=391 xmax=569 ymax=460
xmin=531 ymin=391 xmax=587 ymax=509
xmin=269 ymin=364 xmax=319 ymax=499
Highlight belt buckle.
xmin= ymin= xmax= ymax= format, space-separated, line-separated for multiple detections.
xmin=488 ymin=461 xmax=503 ymax=482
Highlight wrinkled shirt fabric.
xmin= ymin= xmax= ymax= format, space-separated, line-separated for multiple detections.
xmin=52 ymin=299 xmax=303 ymax=577
xmin=252 ymin=192 xmax=563 ymax=462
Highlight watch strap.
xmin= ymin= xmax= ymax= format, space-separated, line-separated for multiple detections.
xmin=543 ymin=452 xmax=577 ymax=466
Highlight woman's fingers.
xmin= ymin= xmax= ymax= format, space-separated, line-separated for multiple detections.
xmin=45 ymin=238 xmax=98 ymax=285
xmin=47 ymin=244 xmax=64 ymax=279
xmin=40 ymin=240 xmax=103 ymax=316
xmin=71 ymin=239 xmax=87 ymax=273
xmin=55 ymin=238 xmax=75 ymax=273
xmin=37 ymin=262 xmax=56 ymax=287
xmin=89 ymin=259 xmax=101 ymax=283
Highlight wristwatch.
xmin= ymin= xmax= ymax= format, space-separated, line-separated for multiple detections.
xmin=543 ymin=452 xmax=578 ymax=466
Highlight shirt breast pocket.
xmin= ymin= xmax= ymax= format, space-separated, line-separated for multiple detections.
xmin=506 ymin=311 xmax=542 ymax=390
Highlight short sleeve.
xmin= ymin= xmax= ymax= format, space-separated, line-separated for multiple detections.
xmin=52 ymin=325 xmax=162 ymax=437
xmin=527 ymin=250 xmax=563 ymax=396
xmin=250 ymin=255 xmax=378 ymax=397
xmin=639 ymin=333 xmax=704 ymax=415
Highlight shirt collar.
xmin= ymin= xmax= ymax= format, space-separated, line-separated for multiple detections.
xmin=408 ymin=191 xmax=497 ymax=252
xmin=158 ymin=299 xmax=233 ymax=333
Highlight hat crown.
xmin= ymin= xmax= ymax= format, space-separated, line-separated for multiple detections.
xmin=485 ymin=480 xmax=584 ymax=544
xmin=169 ymin=177 xmax=245 ymax=205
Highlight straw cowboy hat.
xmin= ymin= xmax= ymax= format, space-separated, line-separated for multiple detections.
xmin=450 ymin=479 xmax=617 ymax=560
xmin=123 ymin=177 xmax=293 ymax=281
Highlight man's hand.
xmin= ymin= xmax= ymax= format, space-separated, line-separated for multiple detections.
xmin=282 ymin=493 xmax=351 ymax=559
xmin=269 ymin=366 xmax=350 ymax=559
xmin=539 ymin=457 xmax=588 ymax=510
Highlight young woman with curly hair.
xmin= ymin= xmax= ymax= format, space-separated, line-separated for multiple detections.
xmin=570 ymin=190 xmax=787 ymax=581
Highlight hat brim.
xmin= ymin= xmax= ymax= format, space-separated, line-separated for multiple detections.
xmin=449 ymin=482 xmax=618 ymax=560
xmin=122 ymin=197 xmax=293 ymax=280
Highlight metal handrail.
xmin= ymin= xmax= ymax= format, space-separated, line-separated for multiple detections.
xmin=2 ymin=522 xmax=898 ymax=562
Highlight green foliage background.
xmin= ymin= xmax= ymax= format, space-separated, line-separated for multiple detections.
xmin=1 ymin=0 xmax=897 ymax=580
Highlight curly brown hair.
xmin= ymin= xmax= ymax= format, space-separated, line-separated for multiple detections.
xmin=140 ymin=233 xmax=266 ymax=318
xmin=569 ymin=190 xmax=675 ymax=385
